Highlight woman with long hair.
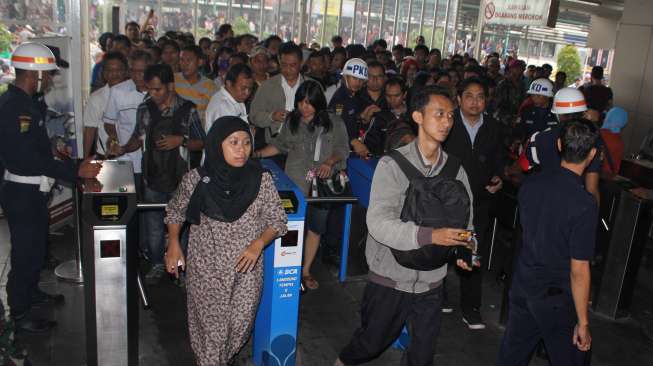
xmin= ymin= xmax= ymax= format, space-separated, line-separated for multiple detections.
xmin=254 ymin=80 xmax=350 ymax=290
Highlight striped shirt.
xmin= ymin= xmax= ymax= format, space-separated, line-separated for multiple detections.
xmin=174 ymin=73 xmax=217 ymax=128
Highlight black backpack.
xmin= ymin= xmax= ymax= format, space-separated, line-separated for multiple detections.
xmin=387 ymin=150 xmax=471 ymax=271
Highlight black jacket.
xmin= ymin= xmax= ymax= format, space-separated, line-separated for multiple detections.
xmin=0 ymin=84 xmax=77 ymax=183
xmin=443 ymin=109 xmax=504 ymax=203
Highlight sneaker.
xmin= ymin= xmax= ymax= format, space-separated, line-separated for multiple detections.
xmin=462 ymin=309 xmax=486 ymax=330
xmin=145 ymin=264 xmax=166 ymax=285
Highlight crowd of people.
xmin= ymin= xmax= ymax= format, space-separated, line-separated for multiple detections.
xmin=0 ymin=16 xmax=628 ymax=365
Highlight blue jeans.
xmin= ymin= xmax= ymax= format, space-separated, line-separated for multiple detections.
xmin=143 ymin=187 xmax=188 ymax=265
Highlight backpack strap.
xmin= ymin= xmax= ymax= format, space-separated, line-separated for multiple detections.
xmin=313 ymin=126 xmax=325 ymax=162
xmin=439 ymin=154 xmax=462 ymax=179
xmin=387 ymin=150 xmax=422 ymax=180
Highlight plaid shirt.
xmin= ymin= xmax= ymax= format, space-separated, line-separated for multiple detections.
xmin=133 ymin=95 xmax=206 ymax=144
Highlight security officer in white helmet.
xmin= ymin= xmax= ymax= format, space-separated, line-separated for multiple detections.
xmin=0 ymin=42 xmax=101 ymax=333
xmin=328 ymin=58 xmax=370 ymax=158
xmin=518 ymin=87 xmax=601 ymax=204
xmin=516 ymin=78 xmax=558 ymax=140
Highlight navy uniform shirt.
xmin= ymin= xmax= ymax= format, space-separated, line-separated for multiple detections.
xmin=514 ymin=168 xmax=598 ymax=296
xmin=523 ymin=125 xmax=602 ymax=174
xmin=517 ymin=106 xmax=558 ymax=140
xmin=328 ymin=85 xmax=363 ymax=143
xmin=355 ymin=88 xmax=388 ymax=112
xmin=0 ymin=84 xmax=77 ymax=183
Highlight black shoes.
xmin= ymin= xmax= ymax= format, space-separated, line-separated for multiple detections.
xmin=7 ymin=291 xmax=65 ymax=334
xmin=462 ymin=308 xmax=486 ymax=330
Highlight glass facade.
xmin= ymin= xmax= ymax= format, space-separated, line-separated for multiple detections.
xmin=0 ymin=0 xmax=611 ymax=77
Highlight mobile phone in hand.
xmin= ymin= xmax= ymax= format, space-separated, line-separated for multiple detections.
xmin=455 ymin=246 xmax=473 ymax=268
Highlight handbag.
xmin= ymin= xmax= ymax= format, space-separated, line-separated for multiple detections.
xmin=309 ymin=127 xmax=351 ymax=208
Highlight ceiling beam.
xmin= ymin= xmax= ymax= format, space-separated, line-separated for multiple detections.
xmin=559 ymin=0 xmax=623 ymax=19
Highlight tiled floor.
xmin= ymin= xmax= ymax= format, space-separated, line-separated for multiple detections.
xmin=2 ymin=218 xmax=653 ymax=365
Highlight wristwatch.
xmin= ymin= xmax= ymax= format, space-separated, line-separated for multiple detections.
xmin=182 ymin=135 xmax=189 ymax=147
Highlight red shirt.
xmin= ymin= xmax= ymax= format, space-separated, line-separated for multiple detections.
xmin=517 ymin=96 xmax=534 ymax=119
xmin=600 ymin=129 xmax=624 ymax=177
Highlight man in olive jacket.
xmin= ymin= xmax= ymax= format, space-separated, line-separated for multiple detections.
xmin=250 ymin=42 xmax=310 ymax=144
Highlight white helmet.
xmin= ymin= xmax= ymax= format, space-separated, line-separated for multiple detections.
xmin=551 ymin=87 xmax=587 ymax=115
xmin=527 ymin=78 xmax=554 ymax=97
xmin=11 ymin=42 xmax=59 ymax=71
xmin=342 ymin=58 xmax=368 ymax=80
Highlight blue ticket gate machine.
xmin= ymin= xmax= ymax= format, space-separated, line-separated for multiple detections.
xmin=253 ymin=159 xmax=306 ymax=366
xmin=347 ymin=157 xmax=379 ymax=209
xmin=81 ymin=161 xmax=139 ymax=366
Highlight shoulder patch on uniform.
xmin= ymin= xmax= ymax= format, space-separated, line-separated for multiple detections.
xmin=18 ymin=115 xmax=31 ymax=133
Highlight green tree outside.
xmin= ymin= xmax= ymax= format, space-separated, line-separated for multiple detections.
xmin=0 ymin=23 xmax=11 ymax=95
xmin=556 ymin=45 xmax=582 ymax=83
xmin=0 ymin=24 xmax=12 ymax=59
xmin=232 ymin=16 xmax=251 ymax=36
xmin=321 ymin=16 xmax=340 ymax=46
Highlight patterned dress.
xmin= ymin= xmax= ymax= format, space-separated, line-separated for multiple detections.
xmin=165 ymin=170 xmax=288 ymax=365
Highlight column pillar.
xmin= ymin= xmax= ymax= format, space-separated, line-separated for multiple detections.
xmin=611 ymin=0 xmax=653 ymax=153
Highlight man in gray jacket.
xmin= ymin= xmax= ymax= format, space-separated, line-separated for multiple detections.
xmin=335 ymin=86 xmax=475 ymax=366
xmin=249 ymin=42 xmax=306 ymax=144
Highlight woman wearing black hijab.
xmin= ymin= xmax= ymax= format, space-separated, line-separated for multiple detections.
xmin=164 ymin=116 xmax=288 ymax=366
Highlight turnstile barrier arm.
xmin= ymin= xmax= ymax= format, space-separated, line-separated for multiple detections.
xmin=137 ymin=272 xmax=150 ymax=309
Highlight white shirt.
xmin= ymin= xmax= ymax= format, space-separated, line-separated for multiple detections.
xmin=103 ymin=79 xmax=145 ymax=173
xmin=325 ymin=83 xmax=338 ymax=104
xmin=281 ymin=75 xmax=301 ymax=112
xmin=205 ymin=87 xmax=248 ymax=133
xmin=460 ymin=110 xmax=484 ymax=145
xmin=84 ymin=84 xmax=111 ymax=155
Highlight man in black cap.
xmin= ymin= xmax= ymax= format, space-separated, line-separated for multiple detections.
xmin=46 ymin=45 xmax=70 ymax=68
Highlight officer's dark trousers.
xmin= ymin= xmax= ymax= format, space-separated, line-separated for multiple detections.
xmin=496 ymin=285 xmax=589 ymax=366
xmin=0 ymin=182 xmax=49 ymax=318
xmin=456 ymin=201 xmax=491 ymax=312
xmin=339 ymin=282 xmax=443 ymax=366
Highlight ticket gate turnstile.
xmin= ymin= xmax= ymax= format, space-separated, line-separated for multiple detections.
xmin=81 ymin=160 xmax=138 ymax=366
xmin=593 ymin=179 xmax=653 ymax=319
xmin=253 ymin=159 xmax=306 ymax=366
